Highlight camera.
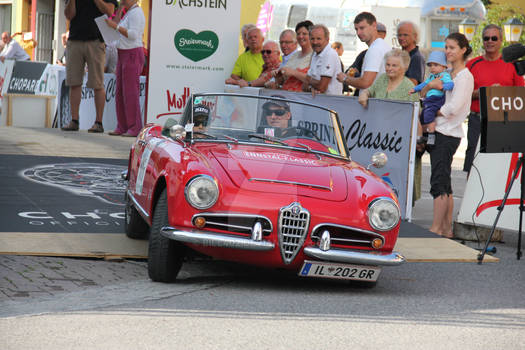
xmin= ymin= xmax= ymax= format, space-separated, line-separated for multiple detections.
xmin=502 ymin=43 xmax=525 ymax=75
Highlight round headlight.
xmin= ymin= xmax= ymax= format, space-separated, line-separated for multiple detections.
xmin=367 ymin=197 xmax=400 ymax=231
xmin=185 ymin=175 xmax=219 ymax=209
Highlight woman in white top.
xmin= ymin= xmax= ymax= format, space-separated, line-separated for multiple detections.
xmin=421 ymin=32 xmax=474 ymax=238
xmin=272 ymin=20 xmax=314 ymax=92
xmin=105 ymin=0 xmax=145 ymax=137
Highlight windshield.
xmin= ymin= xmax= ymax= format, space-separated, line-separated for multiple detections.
xmin=176 ymin=93 xmax=348 ymax=158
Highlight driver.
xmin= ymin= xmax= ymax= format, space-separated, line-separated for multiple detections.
xmin=192 ymin=104 xmax=210 ymax=135
xmin=260 ymin=98 xmax=292 ymax=137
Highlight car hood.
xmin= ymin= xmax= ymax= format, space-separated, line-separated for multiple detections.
xmin=210 ymin=146 xmax=348 ymax=201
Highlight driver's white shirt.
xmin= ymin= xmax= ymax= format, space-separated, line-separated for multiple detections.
xmin=307 ymin=44 xmax=342 ymax=95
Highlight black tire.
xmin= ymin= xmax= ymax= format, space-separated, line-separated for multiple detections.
xmin=125 ymin=199 xmax=149 ymax=239
xmin=148 ymin=189 xmax=185 ymax=282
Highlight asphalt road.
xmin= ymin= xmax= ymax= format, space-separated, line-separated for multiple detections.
xmin=1 ymin=127 xmax=524 ymax=349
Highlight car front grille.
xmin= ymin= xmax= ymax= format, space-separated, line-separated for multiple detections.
xmin=311 ymin=224 xmax=384 ymax=249
xmin=278 ymin=202 xmax=310 ymax=264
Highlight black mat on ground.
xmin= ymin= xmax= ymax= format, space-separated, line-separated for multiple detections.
xmin=399 ymin=221 xmax=438 ymax=238
xmin=0 ymin=154 xmax=436 ymax=238
xmin=0 ymin=154 xmax=127 ymax=233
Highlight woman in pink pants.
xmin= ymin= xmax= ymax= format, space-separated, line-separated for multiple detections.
xmin=105 ymin=0 xmax=145 ymax=137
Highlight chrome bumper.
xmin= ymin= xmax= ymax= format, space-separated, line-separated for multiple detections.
xmin=303 ymin=246 xmax=405 ymax=266
xmin=161 ymin=226 xmax=404 ymax=265
xmin=161 ymin=226 xmax=275 ymax=251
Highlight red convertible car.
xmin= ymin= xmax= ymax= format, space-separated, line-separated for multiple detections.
xmin=125 ymin=93 xmax=405 ymax=285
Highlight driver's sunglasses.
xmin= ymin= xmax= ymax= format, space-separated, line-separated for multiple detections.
xmin=194 ymin=119 xmax=207 ymax=127
xmin=483 ymin=36 xmax=499 ymax=42
xmin=264 ymin=108 xmax=287 ymax=117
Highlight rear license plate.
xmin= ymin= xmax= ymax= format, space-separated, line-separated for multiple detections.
xmin=299 ymin=260 xmax=381 ymax=282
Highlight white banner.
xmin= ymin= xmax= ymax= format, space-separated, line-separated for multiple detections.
xmin=55 ymin=67 xmax=146 ymax=131
xmin=146 ymin=0 xmax=241 ymax=126
xmin=457 ymin=153 xmax=523 ymax=233
xmin=258 ymin=88 xmax=418 ymax=219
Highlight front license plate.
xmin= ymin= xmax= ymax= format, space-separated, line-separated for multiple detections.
xmin=298 ymin=260 xmax=381 ymax=282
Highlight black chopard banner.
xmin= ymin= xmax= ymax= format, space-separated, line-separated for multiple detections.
xmin=7 ymin=60 xmax=48 ymax=94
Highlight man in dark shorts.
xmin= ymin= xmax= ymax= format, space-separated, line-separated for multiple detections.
xmin=62 ymin=0 xmax=118 ymax=133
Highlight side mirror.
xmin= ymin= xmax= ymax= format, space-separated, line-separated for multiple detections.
xmin=367 ymin=152 xmax=388 ymax=170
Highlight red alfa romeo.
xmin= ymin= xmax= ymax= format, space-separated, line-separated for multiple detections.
xmin=125 ymin=93 xmax=405 ymax=285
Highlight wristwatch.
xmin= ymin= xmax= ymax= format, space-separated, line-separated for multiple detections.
xmin=248 ymin=81 xmax=252 ymax=87
xmin=116 ymin=24 xmax=120 ymax=31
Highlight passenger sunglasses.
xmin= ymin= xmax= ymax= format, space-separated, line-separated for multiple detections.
xmin=264 ymin=109 xmax=287 ymax=116
xmin=483 ymin=36 xmax=499 ymax=42
xmin=261 ymin=50 xmax=275 ymax=55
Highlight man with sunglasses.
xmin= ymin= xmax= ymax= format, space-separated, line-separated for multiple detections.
xmin=464 ymin=24 xmax=524 ymax=174
xmin=259 ymin=98 xmax=294 ymax=138
xmin=226 ymin=41 xmax=281 ymax=88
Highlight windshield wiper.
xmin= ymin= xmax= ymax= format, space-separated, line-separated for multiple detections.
xmin=248 ymin=134 xmax=288 ymax=147
xmin=222 ymin=134 xmax=238 ymax=143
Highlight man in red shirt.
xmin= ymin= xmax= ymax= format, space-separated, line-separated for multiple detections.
xmin=464 ymin=24 xmax=524 ymax=174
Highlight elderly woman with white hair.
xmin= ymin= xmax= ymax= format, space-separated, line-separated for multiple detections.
xmin=358 ymin=48 xmax=418 ymax=106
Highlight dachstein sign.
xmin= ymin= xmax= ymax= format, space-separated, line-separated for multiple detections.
xmin=146 ymin=0 xmax=240 ymax=125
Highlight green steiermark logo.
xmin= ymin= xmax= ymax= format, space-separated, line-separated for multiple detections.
xmin=174 ymin=29 xmax=219 ymax=62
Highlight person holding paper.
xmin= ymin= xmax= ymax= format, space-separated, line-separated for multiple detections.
xmin=61 ymin=0 xmax=118 ymax=133
xmin=104 ymin=0 xmax=145 ymax=137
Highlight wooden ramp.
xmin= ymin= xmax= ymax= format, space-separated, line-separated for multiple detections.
xmin=0 ymin=232 xmax=499 ymax=263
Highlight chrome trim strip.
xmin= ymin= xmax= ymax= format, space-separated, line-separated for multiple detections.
xmin=311 ymin=223 xmax=383 ymax=239
xmin=303 ymin=247 xmax=405 ymax=266
xmin=191 ymin=213 xmax=273 ymax=232
xmin=249 ymin=178 xmax=332 ymax=191
xmin=311 ymin=223 xmax=385 ymax=247
xmin=127 ymin=190 xmax=149 ymax=220
xmin=161 ymin=226 xmax=275 ymax=251
xmin=205 ymin=221 xmax=269 ymax=232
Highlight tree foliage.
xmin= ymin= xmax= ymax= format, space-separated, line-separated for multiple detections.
xmin=470 ymin=4 xmax=525 ymax=55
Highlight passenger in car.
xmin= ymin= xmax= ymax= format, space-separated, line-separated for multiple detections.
xmin=192 ymin=104 xmax=211 ymax=136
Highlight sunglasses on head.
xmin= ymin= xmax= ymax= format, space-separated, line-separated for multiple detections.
xmin=261 ymin=50 xmax=275 ymax=55
xmin=264 ymin=108 xmax=287 ymax=116
xmin=483 ymin=36 xmax=499 ymax=42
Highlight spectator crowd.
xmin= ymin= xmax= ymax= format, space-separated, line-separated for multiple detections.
xmin=226 ymin=11 xmax=524 ymax=239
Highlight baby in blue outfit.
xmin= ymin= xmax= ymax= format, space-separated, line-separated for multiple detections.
xmin=409 ymin=51 xmax=454 ymax=145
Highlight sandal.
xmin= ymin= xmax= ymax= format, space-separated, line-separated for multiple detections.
xmin=88 ymin=121 xmax=104 ymax=133
xmin=61 ymin=119 xmax=79 ymax=131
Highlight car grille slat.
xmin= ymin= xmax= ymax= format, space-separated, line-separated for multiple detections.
xmin=278 ymin=202 xmax=310 ymax=264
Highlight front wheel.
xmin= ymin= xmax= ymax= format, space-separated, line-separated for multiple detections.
xmin=148 ymin=188 xmax=186 ymax=282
